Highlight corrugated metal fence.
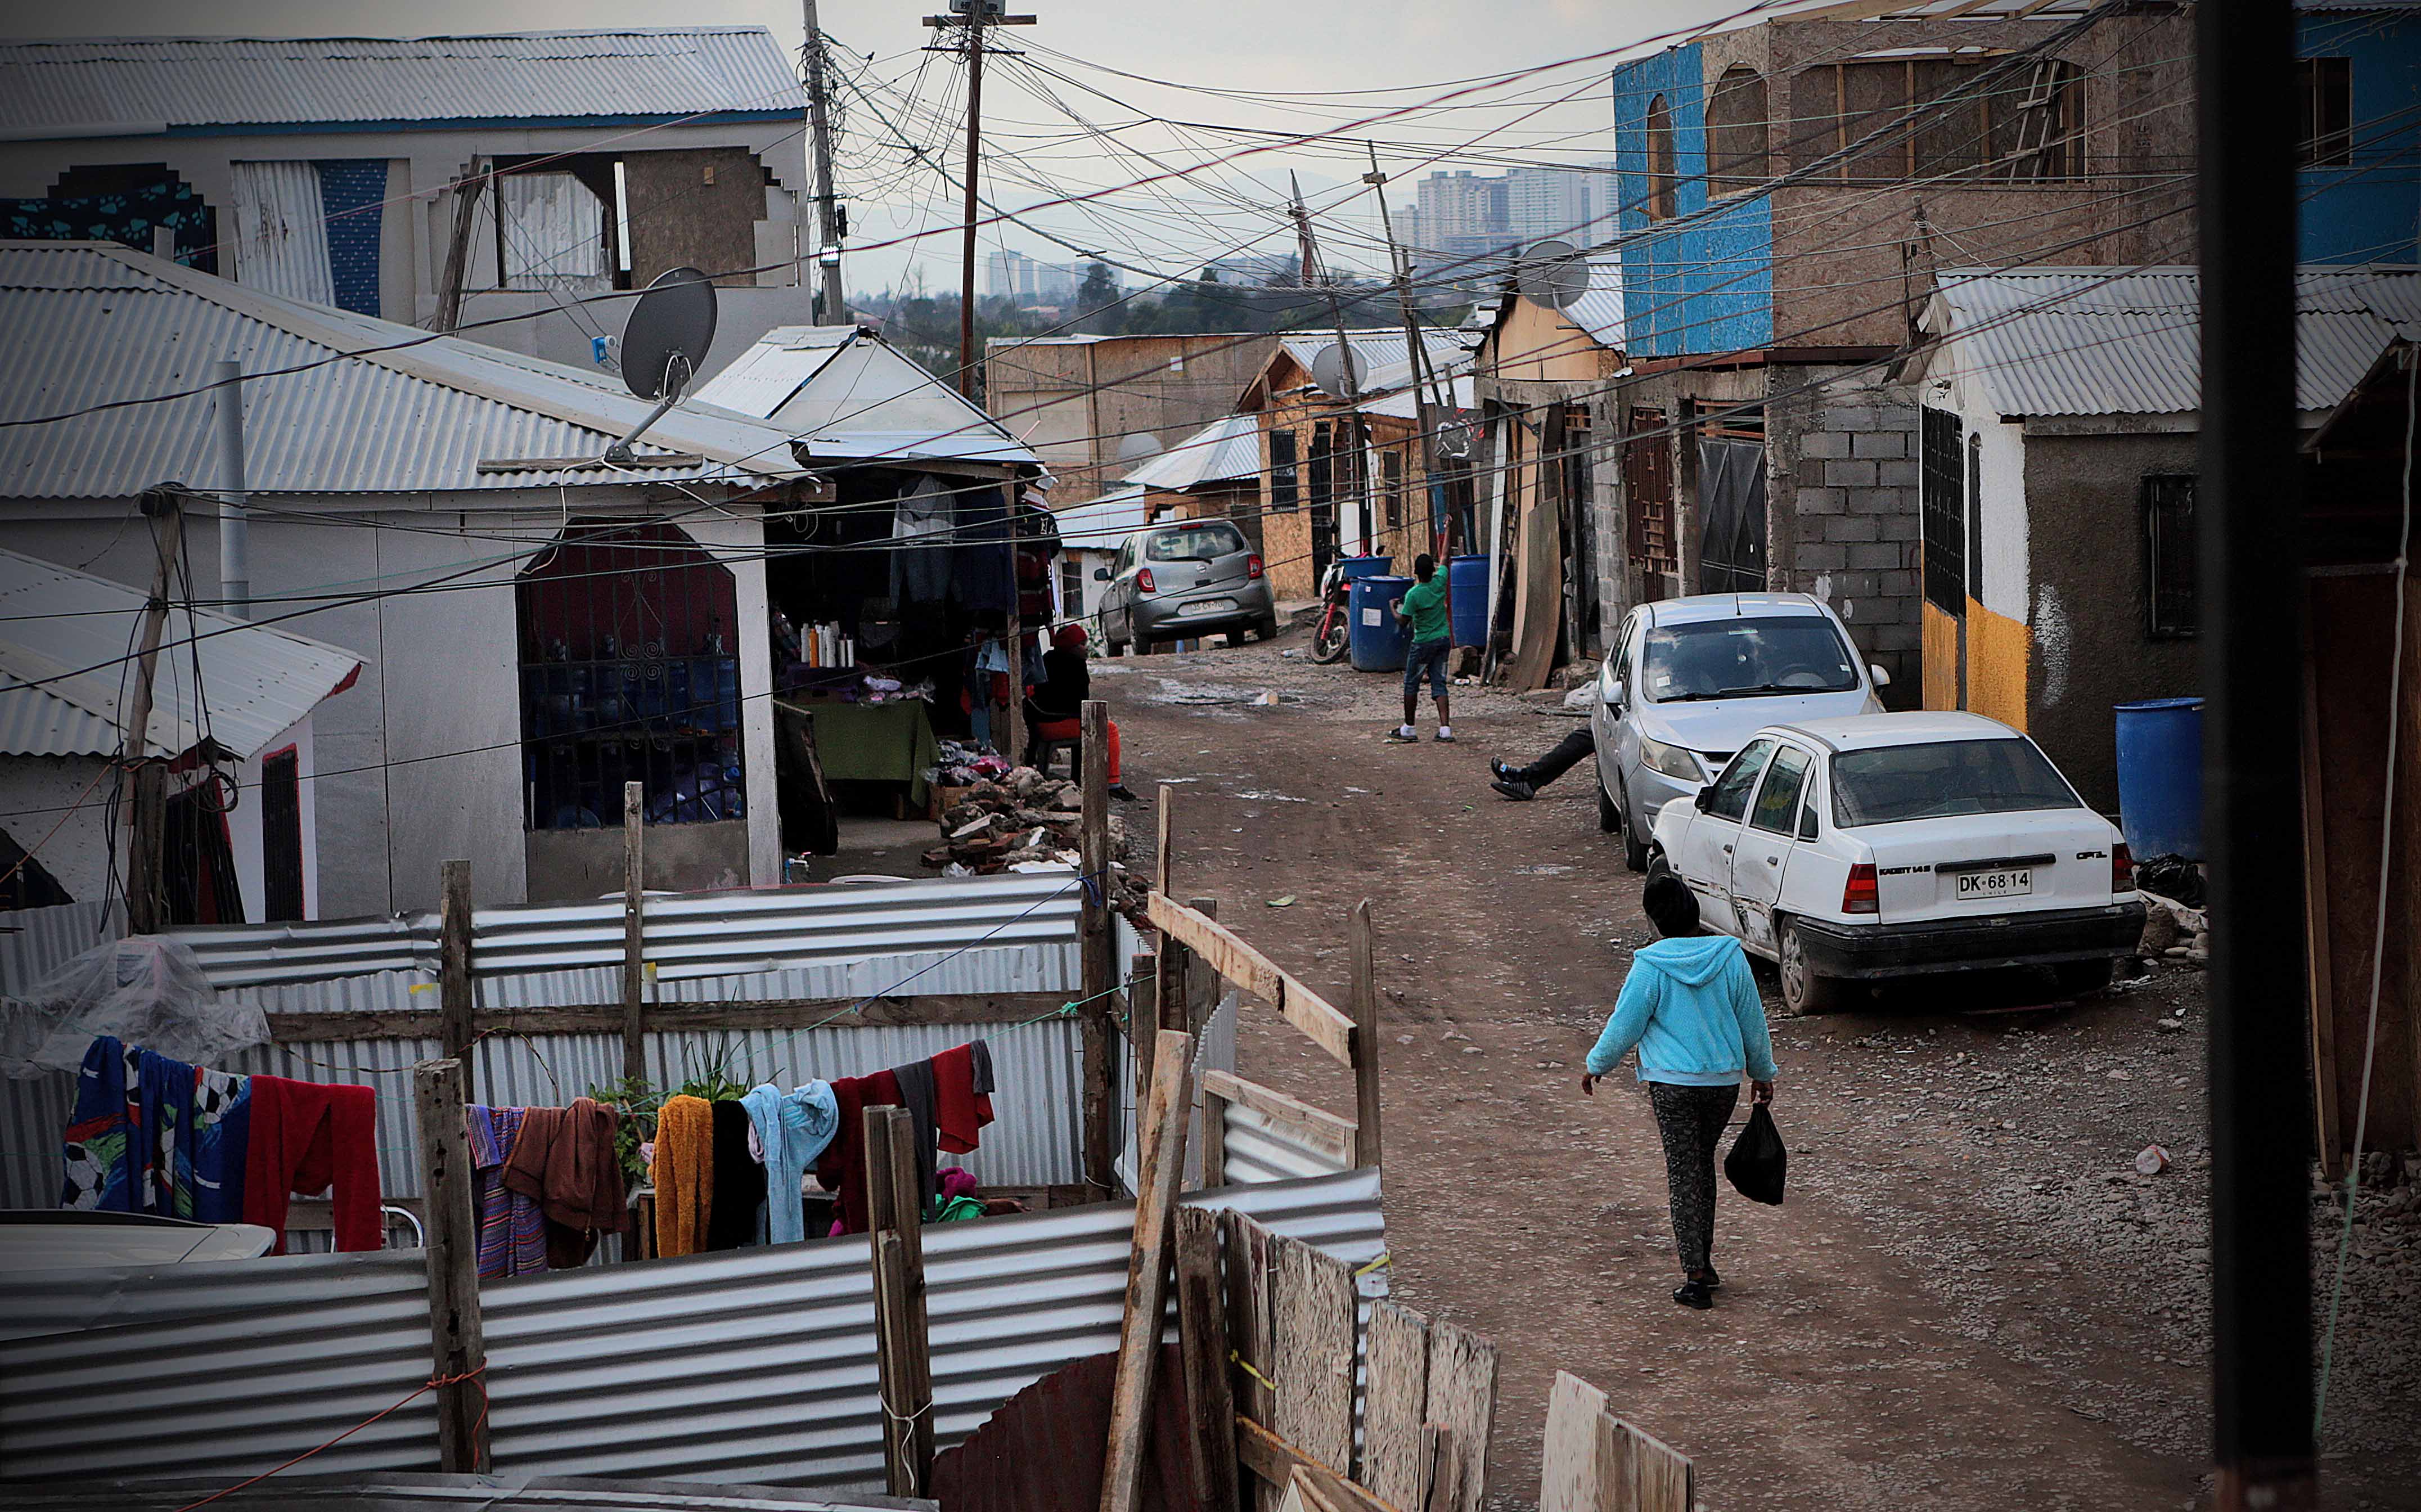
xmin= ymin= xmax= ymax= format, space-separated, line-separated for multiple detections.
xmin=0 ymin=1168 xmax=1384 ymax=1491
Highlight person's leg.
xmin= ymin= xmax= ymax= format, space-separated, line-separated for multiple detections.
xmin=1105 ymin=718 xmax=1123 ymax=785
xmin=1692 ymin=1083 xmax=1740 ymax=1279
xmin=1394 ymin=656 xmax=1420 ymax=737
xmin=1648 ymin=1082 xmax=1736 ymax=1284
xmin=1524 ymin=727 xmax=1597 ymax=787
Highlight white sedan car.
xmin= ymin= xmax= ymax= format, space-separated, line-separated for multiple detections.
xmin=1648 ymin=711 xmax=2145 ymax=1015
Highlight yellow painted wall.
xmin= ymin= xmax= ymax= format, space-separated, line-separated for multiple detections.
xmin=1921 ymin=601 xmax=1961 ymax=712
xmin=1964 ymin=597 xmax=2030 ymax=731
xmin=1491 ymin=298 xmax=1606 ymax=384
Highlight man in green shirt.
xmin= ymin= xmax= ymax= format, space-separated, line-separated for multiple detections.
xmin=1389 ymin=553 xmax=1456 ymax=742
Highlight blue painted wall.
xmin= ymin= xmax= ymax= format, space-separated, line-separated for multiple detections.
xmin=1612 ymin=43 xmax=1773 ymax=358
xmin=2300 ymin=10 xmax=2421 ymax=263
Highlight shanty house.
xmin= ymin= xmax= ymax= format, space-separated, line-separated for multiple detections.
xmin=0 ymin=240 xmax=830 ymax=916
xmin=1909 ymin=264 xmax=2421 ymax=808
xmin=981 ymin=332 xmax=1281 ymax=507
xmin=0 ymin=549 xmax=362 ymax=920
xmin=0 ymin=29 xmax=818 ymax=376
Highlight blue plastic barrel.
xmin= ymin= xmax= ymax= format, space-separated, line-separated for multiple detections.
xmin=1338 ymin=554 xmax=1393 ymax=585
xmin=2113 ymin=696 xmax=2203 ymax=860
xmin=1348 ymin=575 xmax=1414 ymax=672
xmin=1447 ymin=554 xmax=1488 ymax=647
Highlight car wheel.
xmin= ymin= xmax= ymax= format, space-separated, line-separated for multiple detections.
xmin=2053 ymin=959 xmax=2114 ymax=996
xmin=1778 ymin=918 xmax=1844 ymax=1016
xmin=1254 ymin=613 xmax=1280 ymax=642
xmin=1596 ymin=769 xmax=1621 ymax=834
xmin=1617 ymin=780 xmax=1651 ymax=872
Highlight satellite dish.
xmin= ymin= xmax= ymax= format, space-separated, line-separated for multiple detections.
xmin=1311 ymin=341 xmax=1367 ymax=398
xmin=622 ymin=266 xmax=719 ymax=402
xmin=1518 ymin=240 xmax=1589 ymax=312
xmin=1117 ymin=433 xmax=1165 ymax=465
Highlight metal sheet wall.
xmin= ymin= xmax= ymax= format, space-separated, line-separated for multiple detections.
xmin=1 ymin=1170 xmax=1383 ymax=1491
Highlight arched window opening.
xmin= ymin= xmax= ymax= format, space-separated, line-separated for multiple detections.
xmin=1707 ymin=68 xmax=1769 ymax=191
xmin=1645 ymin=94 xmax=1678 ymax=220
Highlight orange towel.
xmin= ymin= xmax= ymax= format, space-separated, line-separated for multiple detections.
xmin=654 ymin=1095 xmax=715 ymax=1258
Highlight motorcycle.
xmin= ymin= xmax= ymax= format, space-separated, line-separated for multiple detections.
xmin=1308 ymin=558 xmax=1353 ymax=664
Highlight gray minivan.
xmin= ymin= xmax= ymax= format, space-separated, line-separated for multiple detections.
xmin=1095 ymin=519 xmax=1277 ymax=653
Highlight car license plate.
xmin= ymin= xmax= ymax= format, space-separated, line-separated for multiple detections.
xmin=1954 ymin=867 xmax=2032 ymax=900
xmin=1179 ymin=598 xmax=1235 ymax=617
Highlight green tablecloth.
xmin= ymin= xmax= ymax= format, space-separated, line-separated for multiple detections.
xmin=780 ymin=697 xmax=939 ymax=809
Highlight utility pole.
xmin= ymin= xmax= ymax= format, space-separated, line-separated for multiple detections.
xmin=433 ymin=161 xmax=488 ymax=335
xmin=1365 ymin=145 xmax=1439 ymax=552
xmin=1293 ymin=176 xmax=1365 ymax=555
xmin=123 ymin=485 xmax=185 ymax=935
xmin=929 ymin=3 xmax=1037 ymax=399
xmin=800 ymin=0 xmax=848 ymax=325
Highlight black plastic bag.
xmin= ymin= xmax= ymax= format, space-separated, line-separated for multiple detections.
xmin=1724 ymin=1103 xmax=1788 ymax=1205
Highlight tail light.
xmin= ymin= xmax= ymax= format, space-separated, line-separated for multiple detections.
xmin=1246 ymin=554 xmax=1264 ymax=580
xmin=2112 ymin=841 xmax=2135 ymax=892
xmin=1137 ymin=568 xmax=1156 ymax=593
xmin=1842 ymin=862 xmax=1879 ymax=916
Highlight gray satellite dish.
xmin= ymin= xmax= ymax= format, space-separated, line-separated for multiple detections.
xmin=1518 ymin=239 xmax=1589 ymax=311
xmin=1117 ymin=433 xmax=1165 ymax=465
xmin=1310 ymin=341 xmax=1366 ymax=398
xmin=605 ymin=267 xmax=718 ymax=465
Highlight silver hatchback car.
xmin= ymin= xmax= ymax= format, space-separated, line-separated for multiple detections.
xmin=1095 ymin=519 xmax=1278 ymax=652
xmin=1593 ymin=593 xmax=1889 ymax=870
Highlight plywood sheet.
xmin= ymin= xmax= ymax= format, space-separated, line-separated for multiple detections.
xmin=1270 ymin=1233 xmax=1357 ymax=1480
xmin=1423 ymin=1319 xmax=1497 ymax=1512
xmin=1360 ymin=1300 xmax=1430 ymax=1509
xmin=1538 ymin=1370 xmax=1610 ymax=1512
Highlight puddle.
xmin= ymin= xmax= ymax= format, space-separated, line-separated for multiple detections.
xmin=1234 ymin=790 xmax=1307 ymax=803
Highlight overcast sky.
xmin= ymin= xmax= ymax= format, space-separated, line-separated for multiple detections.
xmin=16 ymin=0 xmax=1731 ymax=294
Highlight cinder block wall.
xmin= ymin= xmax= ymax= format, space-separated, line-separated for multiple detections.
xmin=1768 ymin=368 xmax=1922 ymax=704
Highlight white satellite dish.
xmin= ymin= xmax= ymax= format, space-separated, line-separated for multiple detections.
xmin=1518 ymin=239 xmax=1589 ymax=312
xmin=1310 ymin=341 xmax=1367 ymax=398
xmin=1117 ymin=433 xmax=1165 ymax=465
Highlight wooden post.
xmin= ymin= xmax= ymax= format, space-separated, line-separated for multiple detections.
xmin=433 ymin=163 xmax=487 ymax=334
xmin=412 ymin=1057 xmax=489 ymax=1473
xmin=1099 ymin=1028 xmax=1194 ymax=1512
xmin=1132 ymin=952 xmax=1160 ymax=1116
xmin=1183 ymin=897 xmax=1220 ymax=1036
xmin=1200 ymin=1083 xmax=1228 ymax=1190
xmin=865 ymin=1106 xmax=933 ymax=1497
xmin=621 ymin=780 xmax=646 ymax=1087
xmin=122 ymin=488 xmax=183 ymax=936
xmin=1155 ymin=781 xmax=1174 ymax=896
xmin=1350 ymin=900 xmax=1383 ymax=1169
xmin=1079 ymin=699 xmax=1117 ymax=1194
xmin=439 ymin=860 xmax=474 ymax=1065
xmin=1175 ymin=1205 xmax=1240 ymax=1512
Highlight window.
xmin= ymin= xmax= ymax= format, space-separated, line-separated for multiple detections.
xmin=1645 ymin=94 xmax=1678 ymax=220
xmin=2298 ymin=57 xmax=2353 ymax=168
xmin=164 ymin=785 xmax=241 ymax=925
xmin=1920 ymin=407 xmax=1966 ymax=614
xmin=1794 ymin=58 xmax=2082 ymax=182
xmin=1750 ymin=745 xmax=1812 ymax=835
xmin=1831 ymin=737 xmax=2081 ymax=827
xmin=1964 ymin=432 xmax=1983 ymax=602
xmin=1144 ymin=521 xmax=1249 ymax=561
xmin=1381 ymin=450 xmax=1405 ymax=529
xmin=2143 ymin=474 xmax=2198 ymax=637
xmin=1707 ymin=68 xmax=1769 ymax=190
xmin=1641 ymin=615 xmax=1860 ymax=702
xmin=260 ymin=747 xmax=304 ymax=922
xmin=1308 ymin=422 xmax=1334 ymax=508
xmin=1269 ymin=428 xmax=1300 ymax=511
xmin=517 ymin=521 xmax=744 ymax=831
xmin=495 ymin=169 xmax=611 ymax=291
xmin=1704 ymin=737 xmax=1779 ymax=822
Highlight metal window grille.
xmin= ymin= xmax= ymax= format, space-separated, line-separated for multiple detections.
xmin=2142 ymin=474 xmax=2199 ymax=638
xmin=2297 ymin=58 xmax=2353 ymax=168
xmin=1920 ymin=407 xmax=1966 ymax=615
xmin=1964 ymin=432 xmax=1984 ymax=604
xmin=1269 ymin=429 xmax=1299 ymax=510
xmin=516 ymin=521 xmax=745 ymax=831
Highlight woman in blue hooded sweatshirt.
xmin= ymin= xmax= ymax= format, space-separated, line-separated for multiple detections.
xmin=1583 ymin=872 xmax=1777 ymax=1310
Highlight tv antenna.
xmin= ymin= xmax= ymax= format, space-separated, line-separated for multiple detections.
xmin=604 ymin=266 xmax=718 ymax=466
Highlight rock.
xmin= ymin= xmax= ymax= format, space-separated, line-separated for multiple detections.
xmin=2163 ymin=945 xmax=2192 ymax=959
xmin=2138 ymin=907 xmax=2179 ymax=956
xmin=2156 ymin=1017 xmax=2184 ymax=1033
xmin=2136 ymin=1144 xmax=2172 ymax=1175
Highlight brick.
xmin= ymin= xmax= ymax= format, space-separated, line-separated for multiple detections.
xmin=1798 ymin=542 xmax=1849 ymax=571
xmin=1826 ymin=406 xmax=1879 ymax=431
xmin=1824 ymin=458 xmax=1879 ymax=488
xmin=1870 ymin=623 xmax=1923 ymax=652
xmin=1876 ymin=458 xmax=1920 ymax=487
xmin=1847 ymin=542 xmax=1905 ymax=570
xmin=1878 ymin=512 xmax=1921 ymax=542
xmin=1794 ymin=486 xmax=1847 ymax=515
xmin=1851 ymin=430 xmax=1906 ymax=460
xmin=1829 ymin=570 xmax=1882 ymax=597
xmin=1848 ymin=486 xmax=1907 ymax=514
xmin=1801 ymin=431 xmax=1852 ymax=460
xmin=1878 ymin=569 xmax=1919 ymax=597
xmin=1827 ymin=515 xmax=1881 ymax=543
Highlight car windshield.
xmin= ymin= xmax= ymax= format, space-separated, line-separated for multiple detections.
xmin=1143 ymin=523 xmax=1246 ymax=562
xmin=1640 ymin=616 xmax=1860 ymax=702
xmin=1831 ymin=737 xmax=2083 ymax=826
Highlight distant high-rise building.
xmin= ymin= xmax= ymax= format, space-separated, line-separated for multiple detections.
xmin=1504 ymin=165 xmax=1614 ymax=246
xmin=988 ymin=249 xmax=1121 ymax=306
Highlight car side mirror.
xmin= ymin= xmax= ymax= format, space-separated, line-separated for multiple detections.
xmin=1604 ymin=676 xmax=1627 ymax=710
xmin=1093 ymin=568 xmax=1111 ymax=582
xmin=1869 ymin=663 xmax=1892 ymax=688
xmin=1694 ymin=787 xmax=1716 ymax=812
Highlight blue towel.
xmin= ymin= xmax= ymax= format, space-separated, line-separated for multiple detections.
xmin=742 ymin=1081 xmax=842 ymax=1245
xmin=62 ymin=1036 xmax=134 ymax=1211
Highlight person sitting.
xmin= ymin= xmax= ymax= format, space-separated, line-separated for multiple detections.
xmin=1490 ymin=727 xmax=1596 ymax=801
xmin=1025 ymin=623 xmax=1135 ymax=799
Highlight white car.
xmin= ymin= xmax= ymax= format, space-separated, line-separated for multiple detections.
xmin=1648 ymin=711 xmax=2145 ymax=1015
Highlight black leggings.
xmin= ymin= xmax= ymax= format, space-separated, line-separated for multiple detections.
xmin=1513 ymin=727 xmax=1596 ymax=789
xmin=1648 ymin=1081 xmax=1740 ymax=1277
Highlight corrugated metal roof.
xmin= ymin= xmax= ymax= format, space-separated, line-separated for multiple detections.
xmin=6 ymin=1472 xmax=932 ymax=1511
xmin=693 ymin=327 xmax=1039 ymax=469
xmin=0 ymin=547 xmax=362 ymax=759
xmin=1121 ymin=414 xmax=1261 ymax=492
xmin=0 ymin=29 xmax=800 ymax=140
xmin=1054 ymin=485 xmax=1153 ymax=549
xmin=1 ymin=1168 xmax=1382 ymax=1491
xmin=1364 ymin=375 xmax=1475 ymax=421
xmin=1276 ymin=328 xmax=1480 ymax=400
xmin=1568 ymin=258 xmax=1624 ymax=349
xmin=1921 ymin=264 xmax=2421 ymax=418
xmin=0 ymin=242 xmax=816 ymax=498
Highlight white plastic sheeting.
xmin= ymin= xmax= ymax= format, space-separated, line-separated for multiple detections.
xmin=227 ymin=160 xmax=336 ymax=307
xmin=499 ymin=173 xmax=610 ymax=292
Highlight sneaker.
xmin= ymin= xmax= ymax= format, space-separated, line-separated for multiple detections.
xmin=1491 ymin=778 xmax=1536 ymax=802
xmin=1433 ymin=726 xmax=1455 ymax=742
xmin=1489 ymin=757 xmax=1514 ymax=780
xmin=1108 ymin=784 xmax=1138 ymax=802
xmin=1701 ymin=1266 xmax=1722 ymax=1290
xmin=1672 ymin=1280 xmax=1713 ymax=1311
xmin=1386 ymin=726 xmax=1419 ymax=742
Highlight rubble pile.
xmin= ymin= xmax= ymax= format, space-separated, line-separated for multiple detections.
xmin=920 ymin=766 xmax=1148 ymax=915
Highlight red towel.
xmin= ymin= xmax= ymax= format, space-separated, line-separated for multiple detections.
xmin=933 ymin=1044 xmax=993 ymax=1155
xmin=242 ymin=1076 xmax=382 ymax=1253
xmin=813 ymin=1069 xmax=903 ymax=1235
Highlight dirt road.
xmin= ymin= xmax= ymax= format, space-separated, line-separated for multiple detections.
xmin=1088 ymin=631 xmax=2419 ymax=1511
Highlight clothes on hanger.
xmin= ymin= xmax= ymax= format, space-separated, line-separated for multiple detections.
xmin=705 ymin=1099 xmax=764 ymax=1252
xmin=61 ymin=1036 xmax=136 ymax=1212
xmin=741 ymin=1081 xmax=839 ymax=1246
xmin=889 ymin=1058 xmax=939 ymax=1210
xmin=933 ymin=1040 xmax=995 ymax=1155
xmin=191 ymin=1066 xmax=251 ymax=1224
xmin=242 ymin=1075 xmax=382 ymax=1253
xmin=814 ymin=1069 xmax=905 ymax=1236
xmin=469 ymin=1105 xmax=548 ymax=1279
xmin=66 ymin=1037 xmax=259 ymax=1226
xmin=500 ymin=1096 xmax=627 ymax=1270
xmin=653 ymin=1094 xmax=714 ymax=1258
